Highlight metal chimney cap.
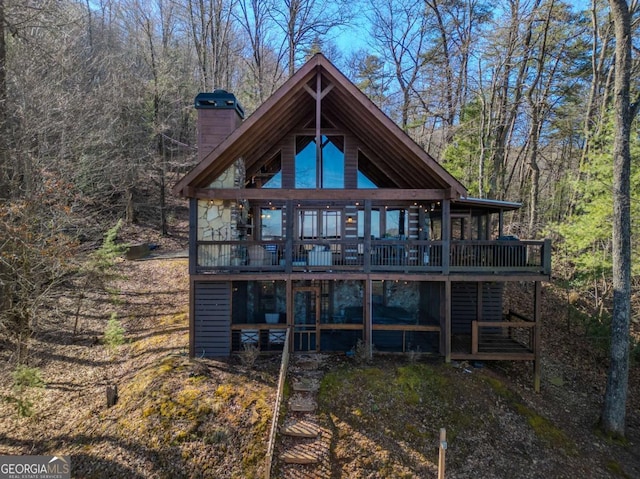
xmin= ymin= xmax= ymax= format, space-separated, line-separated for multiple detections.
xmin=194 ymin=91 xmax=245 ymax=118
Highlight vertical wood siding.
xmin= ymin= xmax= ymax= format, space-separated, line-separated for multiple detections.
xmin=451 ymin=282 xmax=503 ymax=334
xmin=194 ymin=281 xmax=232 ymax=357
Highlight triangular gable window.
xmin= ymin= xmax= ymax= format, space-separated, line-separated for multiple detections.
xmin=250 ymin=153 xmax=281 ymax=188
xmin=357 ymin=170 xmax=377 ymax=188
xmin=295 ymin=135 xmax=344 ymax=188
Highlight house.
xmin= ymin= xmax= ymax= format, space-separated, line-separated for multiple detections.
xmin=173 ymin=54 xmax=551 ymax=390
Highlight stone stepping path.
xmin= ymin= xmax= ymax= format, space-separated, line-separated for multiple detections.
xmin=276 ymin=354 xmax=332 ymax=478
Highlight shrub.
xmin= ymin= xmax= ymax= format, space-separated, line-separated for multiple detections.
xmin=239 ymin=343 xmax=260 ymax=368
xmin=104 ymin=312 xmax=126 ymax=350
xmin=9 ymin=365 xmax=45 ymax=417
xmin=352 ymin=339 xmax=371 ymax=365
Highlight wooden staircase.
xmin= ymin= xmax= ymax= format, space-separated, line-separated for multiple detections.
xmin=276 ymin=354 xmax=333 ymax=478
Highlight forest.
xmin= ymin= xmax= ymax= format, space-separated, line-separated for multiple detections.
xmin=0 ymin=0 xmax=639 ymax=449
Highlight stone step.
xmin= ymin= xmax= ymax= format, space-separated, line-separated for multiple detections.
xmin=292 ymin=377 xmax=320 ymax=392
xmin=282 ymin=420 xmax=320 ymax=438
xmin=280 ymin=445 xmax=320 ymax=464
xmin=289 ymin=396 xmax=317 ymax=412
xmin=296 ymin=359 xmax=320 ymax=371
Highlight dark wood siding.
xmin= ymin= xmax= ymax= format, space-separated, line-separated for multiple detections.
xmin=419 ymin=281 xmax=442 ymax=325
xmin=194 ymin=281 xmax=231 ymax=357
xmin=482 ymin=282 xmax=503 ymax=321
xmin=452 ymin=282 xmax=477 ymax=334
xmin=451 ymin=282 xmax=503 ymax=334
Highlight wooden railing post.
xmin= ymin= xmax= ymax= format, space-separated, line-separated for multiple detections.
xmin=543 ymin=238 xmax=552 ymax=275
xmin=442 ymin=200 xmax=450 ymax=274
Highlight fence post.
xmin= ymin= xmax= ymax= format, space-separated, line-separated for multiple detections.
xmin=438 ymin=427 xmax=447 ymax=479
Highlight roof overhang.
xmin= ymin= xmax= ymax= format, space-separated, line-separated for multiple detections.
xmin=173 ymin=54 xmax=468 ymax=198
xmin=453 ymin=197 xmax=522 ymax=214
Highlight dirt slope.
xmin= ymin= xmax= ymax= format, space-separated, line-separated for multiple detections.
xmin=0 ymin=242 xmax=638 ymax=478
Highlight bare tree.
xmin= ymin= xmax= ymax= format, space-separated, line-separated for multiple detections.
xmin=270 ymin=0 xmax=352 ymax=77
xmin=367 ymin=0 xmax=429 ymax=131
xmin=235 ymin=0 xmax=286 ymax=107
xmin=183 ymin=0 xmax=238 ymax=90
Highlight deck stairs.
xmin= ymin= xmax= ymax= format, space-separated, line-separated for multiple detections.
xmin=276 ymin=354 xmax=333 ymax=478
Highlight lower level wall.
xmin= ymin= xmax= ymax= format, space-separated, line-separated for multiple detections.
xmin=190 ymin=278 xmax=505 ymax=357
xmin=193 ymin=281 xmax=231 ymax=357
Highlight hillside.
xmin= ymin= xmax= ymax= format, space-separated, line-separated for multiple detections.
xmin=0 ymin=228 xmax=639 ymax=478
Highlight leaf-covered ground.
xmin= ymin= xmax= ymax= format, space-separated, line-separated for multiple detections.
xmin=0 ymin=225 xmax=639 ymax=478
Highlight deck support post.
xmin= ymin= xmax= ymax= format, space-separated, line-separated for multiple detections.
xmin=444 ymin=280 xmax=451 ymax=362
xmin=533 ymin=281 xmax=542 ymax=393
xmin=471 ymin=321 xmax=478 ymax=354
xmin=364 ymin=200 xmax=372 ymax=273
xmin=286 ymin=278 xmax=293 ymax=352
xmin=364 ymin=277 xmax=372 ymax=359
xmin=188 ymin=197 xmax=198 ymax=357
xmin=285 ymin=200 xmax=294 ymax=274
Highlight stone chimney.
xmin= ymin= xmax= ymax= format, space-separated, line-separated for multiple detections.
xmin=195 ymin=89 xmax=245 ymax=162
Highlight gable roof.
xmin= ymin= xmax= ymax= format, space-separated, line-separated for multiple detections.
xmin=173 ymin=54 xmax=467 ymax=197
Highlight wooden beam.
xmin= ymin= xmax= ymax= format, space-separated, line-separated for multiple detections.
xmin=372 ymin=324 xmax=440 ymax=332
xmin=442 ymin=200 xmax=450 ymax=274
xmin=477 ymin=281 xmax=483 ymax=322
xmin=320 ymin=84 xmax=334 ymax=99
xmin=471 ymin=320 xmax=478 ymax=354
xmin=451 ymin=352 xmax=536 ymax=361
xmin=474 ymin=321 xmax=536 ymax=328
xmin=189 ymin=198 xmax=198 ymax=275
xmin=534 ymin=281 xmax=542 ymax=393
xmin=295 ymin=128 xmax=342 ymax=136
xmin=365 ymin=277 xmax=372 ymax=357
xmin=286 ymin=277 xmax=293 ymax=351
xmin=316 ymin=72 xmax=322 ymax=188
xmin=303 ymin=83 xmax=316 ymax=99
xmin=192 ymin=188 xmax=450 ymax=201
xmin=445 ymin=280 xmax=451 ymax=362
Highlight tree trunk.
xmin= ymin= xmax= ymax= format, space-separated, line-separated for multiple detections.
xmin=601 ymin=0 xmax=633 ymax=438
xmin=0 ymin=0 xmax=7 ymax=195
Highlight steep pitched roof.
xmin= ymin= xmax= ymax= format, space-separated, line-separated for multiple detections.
xmin=173 ymin=54 xmax=467 ymax=197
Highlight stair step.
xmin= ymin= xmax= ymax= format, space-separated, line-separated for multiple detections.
xmin=297 ymin=359 xmax=320 ymax=370
xmin=283 ymin=420 xmax=320 ymax=438
xmin=289 ymin=396 xmax=317 ymax=412
xmin=292 ymin=378 xmax=320 ymax=392
xmin=281 ymin=445 xmax=320 ymax=464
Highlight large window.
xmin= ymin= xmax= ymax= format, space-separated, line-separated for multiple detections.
xmin=295 ymin=135 xmax=344 ymax=188
xmin=357 ymin=208 xmax=408 ymax=239
xmin=298 ymin=209 xmax=342 ymax=239
xmin=260 ymin=208 xmax=282 ymax=239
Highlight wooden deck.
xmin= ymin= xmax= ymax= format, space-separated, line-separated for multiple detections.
xmin=451 ymin=313 xmax=538 ymax=362
xmin=451 ymin=335 xmax=535 ymax=361
xmin=195 ymin=238 xmax=551 ymax=276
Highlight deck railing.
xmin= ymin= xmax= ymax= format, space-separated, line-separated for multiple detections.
xmin=196 ymin=238 xmax=551 ymax=275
